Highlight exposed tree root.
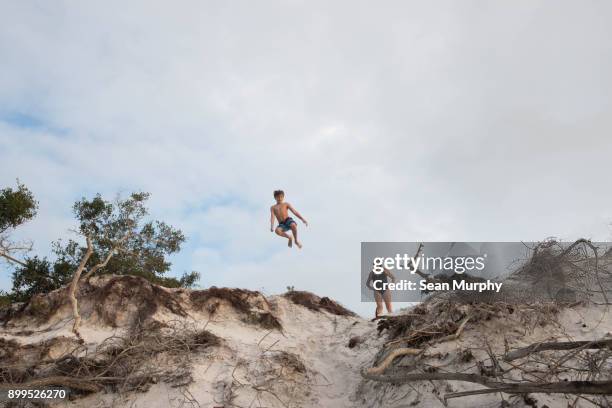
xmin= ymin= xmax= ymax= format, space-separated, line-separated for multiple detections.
xmin=366 ymin=348 xmax=422 ymax=375
xmin=0 ymin=320 xmax=221 ymax=397
xmin=435 ymin=315 xmax=470 ymax=344
xmin=0 ymin=376 xmax=101 ymax=393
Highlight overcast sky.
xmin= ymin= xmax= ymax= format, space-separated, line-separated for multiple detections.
xmin=1 ymin=1 xmax=611 ymax=316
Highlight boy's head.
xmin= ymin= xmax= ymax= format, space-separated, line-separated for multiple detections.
xmin=273 ymin=190 xmax=285 ymax=202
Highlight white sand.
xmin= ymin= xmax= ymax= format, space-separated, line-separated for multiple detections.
xmin=2 ymin=280 xmax=611 ymax=408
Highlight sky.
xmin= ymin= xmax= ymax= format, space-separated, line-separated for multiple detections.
xmin=1 ymin=1 xmax=612 ymax=317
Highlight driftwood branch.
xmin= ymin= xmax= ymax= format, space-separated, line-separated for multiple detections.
xmin=504 ymin=339 xmax=612 ymax=362
xmin=362 ymin=370 xmax=501 ymax=386
xmin=367 ymin=348 xmax=422 ymax=375
xmin=444 ymin=381 xmax=612 ymax=400
xmin=362 ymin=370 xmax=612 ymax=397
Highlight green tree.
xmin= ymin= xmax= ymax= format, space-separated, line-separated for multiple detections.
xmin=51 ymin=192 xmax=190 ymax=284
xmin=4 ymin=189 xmax=199 ymax=313
xmin=59 ymin=192 xmax=196 ymax=335
xmin=0 ymin=181 xmax=38 ymax=266
xmin=10 ymin=256 xmax=73 ymax=302
xmin=0 ymin=290 xmax=11 ymax=308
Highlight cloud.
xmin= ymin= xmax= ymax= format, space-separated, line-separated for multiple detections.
xmin=1 ymin=1 xmax=611 ymax=314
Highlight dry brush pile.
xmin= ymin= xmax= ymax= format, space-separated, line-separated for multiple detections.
xmin=214 ymin=345 xmax=314 ymax=408
xmin=0 ymin=320 xmax=221 ymax=399
xmin=361 ymin=239 xmax=612 ymax=406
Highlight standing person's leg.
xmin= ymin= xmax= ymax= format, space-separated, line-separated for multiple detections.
xmin=275 ymin=226 xmax=293 ymax=247
xmin=374 ymin=291 xmax=384 ymax=318
xmin=289 ymin=222 xmax=301 ymax=248
xmin=383 ymin=290 xmax=393 ymax=315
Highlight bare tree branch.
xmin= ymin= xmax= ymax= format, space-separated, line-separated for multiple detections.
xmin=504 ymin=339 xmax=612 ymax=362
xmin=82 ymin=233 xmax=131 ymax=280
xmin=362 ymin=370 xmax=612 ymax=396
xmin=0 ymin=250 xmax=27 ymax=267
xmin=444 ymin=381 xmax=612 ymax=400
xmin=69 ymin=236 xmax=94 ymax=338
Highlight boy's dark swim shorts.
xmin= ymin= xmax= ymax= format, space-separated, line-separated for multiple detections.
xmin=277 ymin=217 xmax=296 ymax=231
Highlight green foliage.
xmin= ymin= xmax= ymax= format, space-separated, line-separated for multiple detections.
xmin=178 ymin=271 xmax=201 ymax=288
xmin=0 ymin=181 xmax=38 ymax=233
xmin=53 ymin=192 xmax=190 ymax=285
xmin=3 ymin=189 xmax=198 ymax=303
xmin=10 ymin=256 xmax=73 ymax=302
xmin=108 ymin=270 xmax=201 ymax=289
xmin=0 ymin=290 xmax=12 ymax=308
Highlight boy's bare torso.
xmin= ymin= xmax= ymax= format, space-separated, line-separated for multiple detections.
xmin=271 ymin=203 xmax=290 ymax=222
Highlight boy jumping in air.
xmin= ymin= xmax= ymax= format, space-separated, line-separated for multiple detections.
xmin=270 ymin=190 xmax=308 ymax=248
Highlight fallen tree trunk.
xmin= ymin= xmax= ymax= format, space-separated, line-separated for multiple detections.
xmin=361 ymin=370 xmax=612 ymax=398
xmin=444 ymin=380 xmax=612 ymax=400
xmin=504 ymin=339 xmax=612 ymax=362
xmin=361 ymin=370 xmax=505 ymax=386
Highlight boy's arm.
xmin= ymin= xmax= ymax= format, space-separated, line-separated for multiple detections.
xmin=270 ymin=207 xmax=275 ymax=232
xmin=287 ymin=203 xmax=308 ymax=226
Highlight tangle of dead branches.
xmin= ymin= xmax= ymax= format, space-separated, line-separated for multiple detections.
xmin=0 ymin=320 xmax=221 ymax=397
xmin=214 ymin=330 xmax=325 ymax=408
xmin=363 ymin=239 xmax=612 ymax=404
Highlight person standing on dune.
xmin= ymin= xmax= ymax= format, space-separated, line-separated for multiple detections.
xmin=270 ymin=190 xmax=308 ymax=248
xmin=366 ymin=266 xmax=396 ymax=318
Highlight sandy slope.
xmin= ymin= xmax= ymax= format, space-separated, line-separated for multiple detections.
xmin=1 ymin=275 xmax=611 ymax=408
xmin=356 ymin=302 xmax=612 ymax=408
xmin=0 ymin=277 xmax=384 ymax=408
xmin=103 ymin=297 xmax=382 ymax=408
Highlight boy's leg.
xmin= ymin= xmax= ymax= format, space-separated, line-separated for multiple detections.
xmin=275 ymin=227 xmax=293 ymax=247
xmin=290 ymin=223 xmax=301 ymax=248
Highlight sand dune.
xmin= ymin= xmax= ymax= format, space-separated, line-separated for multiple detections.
xmin=1 ymin=267 xmax=611 ymax=407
